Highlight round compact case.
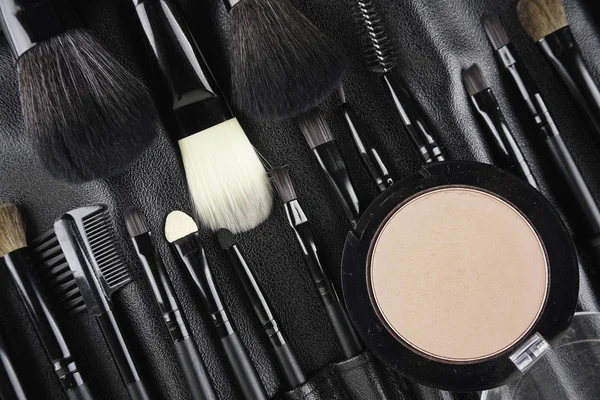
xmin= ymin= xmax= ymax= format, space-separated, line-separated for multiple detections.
xmin=341 ymin=160 xmax=580 ymax=391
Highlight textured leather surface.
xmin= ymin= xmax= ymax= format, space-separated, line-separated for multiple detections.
xmin=0 ymin=0 xmax=599 ymax=399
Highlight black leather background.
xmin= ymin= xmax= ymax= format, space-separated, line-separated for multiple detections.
xmin=0 ymin=0 xmax=599 ymax=399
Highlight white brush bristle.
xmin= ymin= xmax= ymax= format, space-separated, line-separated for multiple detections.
xmin=164 ymin=211 xmax=198 ymax=243
xmin=178 ymin=118 xmax=273 ymax=234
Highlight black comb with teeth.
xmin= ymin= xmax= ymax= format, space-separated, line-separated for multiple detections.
xmin=32 ymin=205 xmax=150 ymax=400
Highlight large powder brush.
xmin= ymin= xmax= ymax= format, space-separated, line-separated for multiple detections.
xmin=0 ymin=0 xmax=157 ymax=183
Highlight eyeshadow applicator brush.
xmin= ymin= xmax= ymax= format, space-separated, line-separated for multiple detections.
xmin=517 ymin=0 xmax=600 ymax=143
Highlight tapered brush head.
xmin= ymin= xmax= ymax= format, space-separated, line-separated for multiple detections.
xmin=297 ymin=109 xmax=334 ymax=149
xmin=462 ymin=65 xmax=489 ymax=96
xmin=124 ymin=207 xmax=150 ymax=237
xmin=18 ymin=30 xmax=157 ymax=183
xmin=229 ymin=0 xmax=346 ymax=119
xmin=481 ymin=14 xmax=510 ymax=50
xmin=178 ymin=119 xmax=272 ymax=234
xmin=164 ymin=211 xmax=198 ymax=243
xmin=0 ymin=204 xmax=26 ymax=257
xmin=270 ymin=166 xmax=297 ymax=203
xmin=216 ymin=229 xmax=237 ymax=250
xmin=516 ymin=0 xmax=568 ymax=42
xmin=355 ymin=0 xmax=398 ymax=73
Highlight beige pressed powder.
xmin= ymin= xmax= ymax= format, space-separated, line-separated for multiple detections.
xmin=369 ymin=187 xmax=548 ymax=362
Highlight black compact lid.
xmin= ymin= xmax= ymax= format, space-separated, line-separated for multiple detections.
xmin=341 ymin=161 xmax=579 ymax=391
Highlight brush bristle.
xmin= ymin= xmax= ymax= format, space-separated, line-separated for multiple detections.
xmin=164 ymin=211 xmax=198 ymax=243
xmin=481 ymin=14 xmax=510 ymax=50
xmin=17 ymin=30 xmax=158 ymax=183
xmin=216 ymin=229 xmax=237 ymax=250
xmin=462 ymin=65 xmax=489 ymax=96
xmin=229 ymin=0 xmax=346 ymax=119
xmin=179 ymin=118 xmax=272 ymax=234
xmin=297 ymin=109 xmax=334 ymax=149
xmin=270 ymin=166 xmax=297 ymax=203
xmin=355 ymin=0 xmax=397 ymax=73
xmin=0 ymin=204 xmax=26 ymax=257
xmin=516 ymin=0 xmax=567 ymax=42
xmin=124 ymin=207 xmax=150 ymax=238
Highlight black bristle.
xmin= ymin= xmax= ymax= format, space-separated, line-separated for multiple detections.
xmin=81 ymin=209 xmax=131 ymax=291
xmin=229 ymin=0 xmax=346 ymax=119
xmin=462 ymin=65 xmax=489 ymax=96
xmin=355 ymin=0 xmax=397 ymax=73
xmin=481 ymin=14 xmax=510 ymax=50
xmin=270 ymin=166 xmax=297 ymax=203
xmin=217 ymin=229 xmax=237 ymax=250
xmin=297 ymin=109 xmax=334 ymax=149
xmin=18 ymin=30 xmax=158 ymax=183
xmin=124 ymin=207 xmax=150 ymax=238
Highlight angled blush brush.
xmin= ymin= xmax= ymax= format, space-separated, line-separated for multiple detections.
xmin=132 ymin=0 xmax=272 ymax=234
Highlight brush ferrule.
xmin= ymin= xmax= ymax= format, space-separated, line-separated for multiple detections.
xmin=0 ymin=0 xmax=77 ymax=58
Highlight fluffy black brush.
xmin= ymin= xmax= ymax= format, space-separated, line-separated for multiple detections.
xmin=1 ymin=0 xmax=157 ymax=183
xmin=225 ymin=0 xmax=346 ymax=119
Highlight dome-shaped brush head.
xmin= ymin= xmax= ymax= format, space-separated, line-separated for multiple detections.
xmin=355 ymin=0 xmax=397 ymax=74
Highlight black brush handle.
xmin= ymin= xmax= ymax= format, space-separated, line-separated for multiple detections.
xmin=66 ymin=384 xmax=94 ymax=400
xmin=325 ymin=301 xmax=363 ymax=359
xmin=0 ymin=329 xmax=27 ymax=400
xmin=95 ymin=311 xmax=151 ymax=400
xmin=539 ymin=27 xmax=600 ymax=142
xmin=313 ymin=141 xmax=360 ymax=228
xmin=272 ymin=342 xmax=305 ymax=390
xmin=220 ymin=332 xmax=268 ymax=400
xmin=173 ymin=337 xmax=218 ymax=400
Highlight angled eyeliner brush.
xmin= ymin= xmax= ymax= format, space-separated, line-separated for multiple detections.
xmin=217 ymin=229 xmax=306 ymax=390
xmin=124 ymin=208 xmax=217 ymax=400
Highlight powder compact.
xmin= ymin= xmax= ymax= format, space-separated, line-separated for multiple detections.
xmin=341 ymin=160 xmax=579 ymax=391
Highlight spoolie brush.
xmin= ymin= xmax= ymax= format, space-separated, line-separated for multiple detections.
xmin=0 ymin=0 xmax=157 ymax=183
xmin=223 ymin=0 xmax=346 ymax=119
xmin=353 ymin=0 xmax=445 ymax=163
xmin=517 ymin=0 xmax=600 ymax=142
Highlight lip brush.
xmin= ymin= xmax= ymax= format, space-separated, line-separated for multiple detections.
xmin=0 ymin=328 xmax=28 ymax=400
xmin=125 ymin=207 xmax=217 ymax=400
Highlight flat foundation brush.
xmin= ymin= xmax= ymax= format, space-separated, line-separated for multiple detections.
xmin=165 ymin=211 xmax=268 ymax=400
xmin=125 ymin=207 xmax=217 ymax=400
xmin=271 ymin=166 xmax=363 ymax=359
xmin=0 ymin=204 xmax=93 ymax=400
xmin=0 ymin=0 xmax=157 ymax=183
xmin=354 ymin=0 xmax=445 ymax=164
xmin=517 ymin=0 xmax=600 ymax=143
xmin=132 ymin=0 xmax=272 ymax=234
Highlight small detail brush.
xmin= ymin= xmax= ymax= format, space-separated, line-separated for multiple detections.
xmin=338 ymin=86 xmax=394 ymax=192
xmin=0 ymin=0 xmax=157 ymax=183
xmin=0 ymin=328 xmax=27 ymax=400
xmin=354 ymin=0 xmax=445 ymax=163
xmin=517 ymin=0 xmax=600 ymax=142
xmin=297 ymin=110 xmax=360 ymax=228
xmin=217 ymin=229 xmax=306 ymax=390
xmin=132 ymin=0 xmax=272 ymax=234
xmin=0 ymin=204 xmax=93 ymax=400
xmin=462 ymin=64 xmax=538 ymax=188
xmin=33 ymin=206 xmax=151 ymax=400
xmin=482 ymin=14 xmax=600 ymax=237
xmin=270 ymin=166 xmax=363 ymax=359
xmin=124 ymin=207 xmax=217 ymax=400
xmin=223 ymin=0 xmax=346 ymax=119
xmin=165 ymin=211 xmax=268 ymax=400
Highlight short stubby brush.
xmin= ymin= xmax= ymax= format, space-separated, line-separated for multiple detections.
xmin=0 ymin=0 xmax=157 ymax=183
xmin=223 ymin=0 xmax=346 ymax=119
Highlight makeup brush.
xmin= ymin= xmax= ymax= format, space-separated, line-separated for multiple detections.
xmin=0 ymin=0 xmax=157 ymax=183
xmin=165 ymin=211 xmax=268 ymax=400
xmin=124 ymin=207 xmax=217 ymax=400
xmin=482 ymin=14 xmax=600 ymax=240
xmin=33 ymin=206 xmax=151 ymax=400
xmin=297 ymin=109 xmax=361 ymax=228
xmin=0 ymin=204 xmax=93 ymax=400
xmin=0 ymin=328 xmax=27 ymax=400
xmin=270 ymin=166 xmax=363 ymax=359
xmin=217 ymin=229 xmax=306 ymax=390
xmin=462 ymin=64 xmax=538 ymax=188
xmin=223 ymin=0 xmax=346 ymax=119
xmin=354 ymin=0 xmax=445 ymax=163
xmin=517 ymin=0 xmax=600 ymax=142
xmin=132 ymin=0 xmax=272 ymax=234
